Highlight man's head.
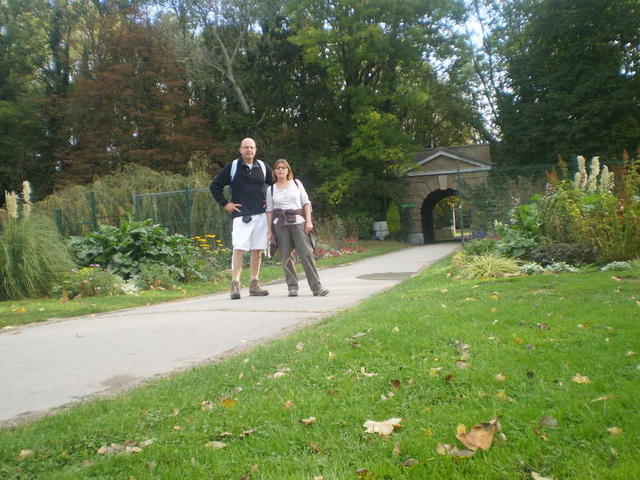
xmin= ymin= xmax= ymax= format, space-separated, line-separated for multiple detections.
xmin=239 ymin=138 xmax=256 ymax=163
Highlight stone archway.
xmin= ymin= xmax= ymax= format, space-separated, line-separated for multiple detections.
xmin=421 ymin=188 xmax=458 ymax=243
xmin=404 ymin=144 xmax=493 ymax=244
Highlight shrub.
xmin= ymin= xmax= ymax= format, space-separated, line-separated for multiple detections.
xmin=539 ymin=155 xmax=640 ymax=261
xmin=525 ymin=243 xmax=598 ymax=266
xmin=133 ymin=263 xmax=178 ymax=290
xmin=462 ymin=238 xmax=498 ymax=256
xmin=51 ymin=267 xmax=125 ymax=299
xmin=544 ymin=262 xmax=578 ymax=273
xmin=454 ymin=254 xmax=521 ymax=280
xmin=0 ymin=210 xmax=75 ymax=300
xmin=495 ymin=200 xmax=544 ymax=258
xmin=68 ymin=216 xmax=199 ymax=280
xmin=386 ymin=202 xmax=401 ymax=238
xmin=520 ymin=262 xmax=544 ymax=275
xmin=600 ymin=261 xmax=632 ymax=271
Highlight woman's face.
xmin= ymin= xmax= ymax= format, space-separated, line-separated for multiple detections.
xmin=274 ymin=163 xmax=289 ymax=180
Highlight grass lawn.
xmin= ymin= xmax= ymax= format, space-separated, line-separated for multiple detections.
xmin=0 ymin=240 xmax=408 ymax=330
xmin=1 ymin=257 xmax=639 ymax=479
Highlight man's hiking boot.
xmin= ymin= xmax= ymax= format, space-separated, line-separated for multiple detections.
xmin=288 ymin=288 xmax=298 ymax=297
xmin=230 ymin=281 xmax=240 ymax=300
xmin=313 ymin=287 xmax=329 ymax=297
xmin=249 ymin=279 xmax=269 ymax=296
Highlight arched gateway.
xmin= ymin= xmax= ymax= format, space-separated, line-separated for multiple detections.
xmin=404 ymin=144 xmax=492 ymax=244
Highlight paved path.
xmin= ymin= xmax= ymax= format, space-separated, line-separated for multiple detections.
xmin=0 ymin=243 xmax=458 ymax=425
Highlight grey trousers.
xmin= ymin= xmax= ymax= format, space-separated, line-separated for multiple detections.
xmin=274 ymin=223 xmax=322 ymax=293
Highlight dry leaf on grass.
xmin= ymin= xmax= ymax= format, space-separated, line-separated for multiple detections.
xmin=283 ymin=400 xmax=294 ymax=409
xmin=531 ymin=472 xmax=555 ymax=480
xmin=205 ymin=441 xmax=227 ymax=449
xmin=590 ymin=395 xmax=618 ymax=402
xmin=301 ymin=416 xmax=317 ymax=426
xmin=17 ymin=449 xmax=33 ymax=461
xmin=436 ymin=443 xmax=475 ymax=457
xmin=201 ymin=401 xmax=213 ymax=411
xmin=363 ymin=418 xmax=402 ymax=436
xmin=571 ymin=374 xmax=591 ymax=384
xmin=495 ymin=373 xmax=506 ymax=382
xmin=540 ymin=415 xmax=558 ymax=427
xmin=607 ymin=427 xmax=623 ymax=435
xmin=456 ymin=415 xmax=501 ymax=451
xmin=97 ymin=439 xmax=154 ymax=456
xmin=219 ymin=398 xmax=237 ymax=408
xmin=389 ymin=379 xmax=401 ymax=390
xmin=295 ymin=342 xmax=304 ymax=352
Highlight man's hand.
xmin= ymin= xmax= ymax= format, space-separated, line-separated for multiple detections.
xmin=224 ymin=202 xmax=242 ymax=213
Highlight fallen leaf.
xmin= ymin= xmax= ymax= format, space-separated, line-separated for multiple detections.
xmin=402 ymin=458 xmax=419 ymax=467
xmin=489 ymin=294 xmax=499 ymax=300
xmin=380 ymin=391 xmax=394 ymax=401
xmin=218 ymin=432 xmax=234 ymax=437
xmin=429 ymin=367 xmax=443 ymax=376
xmin=540 ymin=416 xmax=557 ymax=427
xmin=283 ymin=400 xmax=294 ymax=409
xmin=514 ymin=337 xmax=524 ymax=345
xmin=496 ymin=391 xmax=514 ymax=402
xmin=238 ymin=429 xmax=256 ymax=438
xmin=169 ymin=408 xmax=180 ymax=417
xmin=219 ymin=398 xmax=237 ymax=408
xmin=464 ymin=297 xmax=476 ymax=301
xmin=577 ymin=323 xmax=590 ymax=329
xmin=537 ymin=322 xmax=550 ymax=330
xmin=436 ymin=443 xmax=475 ymax=457
xmin=607 ymin=427 xmax=623 ymax=435
xmin=363 ymin=418 xmax=402 ymax=436
xmin=571 ymin=374 xmax=591 ymax=384
xmin=201 ymin=401 xmax=213 ymax=411
xmin=456 ymin=361 xmax=471 ymax=369
xmin=626 ymin=351 xmax=636 ymax=356
xmin=17 ymin=449 xmax=33 ymax=461
xmin=392 ymin=442 xmax=401 ymax=457
xmin=495 ymin=373 xmax=506 ymax=382
xmin=393 ymin=326 xmax=400 ymax=332
xmin=456 ymin=415 xmax=500 ymax=451
xmin=360 ymin=367 xmax=377 ymax=377
xmin=590 ymin=395 xmax=618 ymax=402
xmin=296 ymin=342 xmax=304 ymax=352
xmin=309 ymin=443 xmax=323 ymax=453
xmin=238 ymin=372 xmax=244 ymax=379
xmin=389 ymin=379 xmax=401 ymax=390
xmin=172 ymin=425 xmax=183 ymax=431
xmin=611 ymin=276 xmax=622 ymax=282
xmin=205 ymin=441 xmax=227 ymax=449
xmin=301 ymin=416 xmax=317 ymax=426
xmin=531 ymin=472 xmax=555 ymax=480
xmin=328 ymin=351 xmax=335 ymax=360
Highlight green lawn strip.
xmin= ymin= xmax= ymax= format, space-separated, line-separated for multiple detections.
xmin=0 ymin=240 xmax=408 ymax=329
xmin=2 ymin=260 xmax=639 ymax=479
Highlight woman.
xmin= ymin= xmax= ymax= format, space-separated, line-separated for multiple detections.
xmin=266 ymin=159 xmax=329 ymax=297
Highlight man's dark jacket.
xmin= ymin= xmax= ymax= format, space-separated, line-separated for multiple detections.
xmin=209 ymin=160 xmax=273 ymax=219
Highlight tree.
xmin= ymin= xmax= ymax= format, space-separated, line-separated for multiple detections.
xmin=496 ymin=0 xmax=640 ymax=164
xmin=58 ymin=16 xmax=209 ymax=184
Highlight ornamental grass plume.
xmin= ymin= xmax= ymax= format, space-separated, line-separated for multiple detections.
xmin=22 ymin=180 xmax=33 ymax=217
xmin=587 ymin=157 xmax=600 ymax=193
xmin=574 ymin=155 xmax=588 ymax=190
xmin=4 ymin=191 xmax=18 ymax=219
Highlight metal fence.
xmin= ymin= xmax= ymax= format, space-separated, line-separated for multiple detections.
xmin=52 ymin=186 xmax=232 ymax=245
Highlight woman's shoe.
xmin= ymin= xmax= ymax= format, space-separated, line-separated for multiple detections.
xmin=313 ymin=288 xmax=329 ymax=297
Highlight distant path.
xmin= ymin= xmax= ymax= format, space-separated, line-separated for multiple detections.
xmin=0 ymin=242 xmax=459 ymax=425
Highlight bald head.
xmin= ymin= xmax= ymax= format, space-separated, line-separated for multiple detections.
xmin=239 ymin=138 xmax=256 ymax=164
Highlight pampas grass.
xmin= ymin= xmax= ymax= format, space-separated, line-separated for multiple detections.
xmin=0 ymin=213 xmax=75 ymax=300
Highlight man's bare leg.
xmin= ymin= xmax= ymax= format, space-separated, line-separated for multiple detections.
xmin=230 ymin=249 xmax=245 ymax=299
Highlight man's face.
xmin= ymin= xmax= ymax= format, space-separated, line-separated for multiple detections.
xmin=239 ymin=138 xmax=256 ymax=163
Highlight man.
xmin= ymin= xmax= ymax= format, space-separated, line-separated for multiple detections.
xmin=210 ymin=137 xmax=273 ymax=299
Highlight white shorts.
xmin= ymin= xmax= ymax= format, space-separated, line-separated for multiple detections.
xmin=231 ymin=213 xmax=268 ymax=251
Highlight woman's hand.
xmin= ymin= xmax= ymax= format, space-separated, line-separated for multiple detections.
xmin=304 ymin=220 xmax=313 ymax=235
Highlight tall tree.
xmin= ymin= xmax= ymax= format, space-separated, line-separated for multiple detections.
xmin=58 ymin=16 xmax=209 ymax=184
xmin=496 ymin=0 xmax=640 ymax=164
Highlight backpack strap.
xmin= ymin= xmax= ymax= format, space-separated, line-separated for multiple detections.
xmin=230 ymin=159 xmax=267 ymax=197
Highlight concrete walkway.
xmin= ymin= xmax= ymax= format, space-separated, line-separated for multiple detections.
xmin=0 ymin=243 xmax=458 ymax=425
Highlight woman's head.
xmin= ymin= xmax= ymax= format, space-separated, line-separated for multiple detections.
xmin=272 ymin=158 xmax=294 ymax=181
